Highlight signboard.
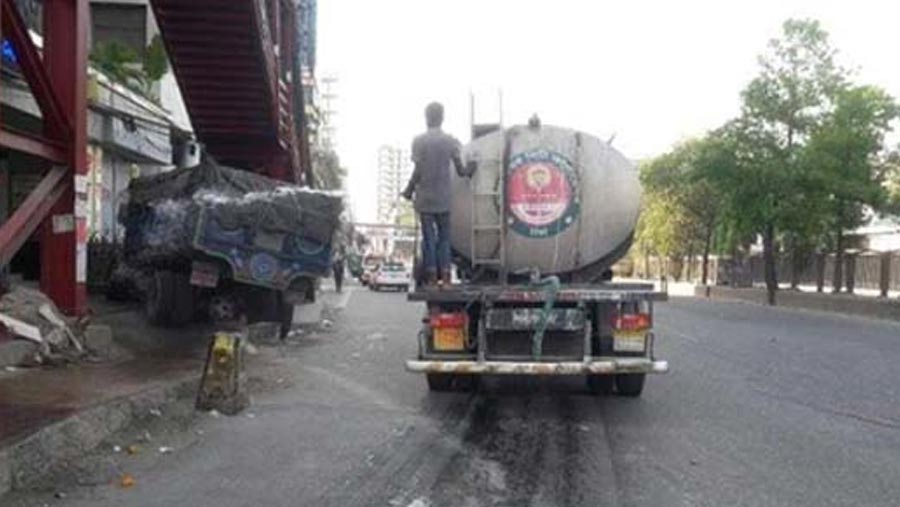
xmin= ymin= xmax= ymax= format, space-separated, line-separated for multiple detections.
xmin=507 ymin=149 xmax=579 ymax=238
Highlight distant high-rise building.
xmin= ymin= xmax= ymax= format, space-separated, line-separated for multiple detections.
xmin=376 ymin=146 xmax=412 ymax=224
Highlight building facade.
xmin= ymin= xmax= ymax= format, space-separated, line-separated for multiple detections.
xmin=376 ymin=145 xmax=412 ymax=224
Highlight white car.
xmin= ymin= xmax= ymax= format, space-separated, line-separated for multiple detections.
xmin=371 ymin=262 xmax=411 ymax=292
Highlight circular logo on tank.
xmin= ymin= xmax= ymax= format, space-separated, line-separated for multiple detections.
xmin=507 ymin=149 xmax=579 ymax=238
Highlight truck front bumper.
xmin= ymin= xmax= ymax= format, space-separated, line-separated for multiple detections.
xmin=405 ymin=358 xmax=669 ymax=376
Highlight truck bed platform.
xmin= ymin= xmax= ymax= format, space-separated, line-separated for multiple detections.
xmin=408 ymin=282 xmax=668 ymax=304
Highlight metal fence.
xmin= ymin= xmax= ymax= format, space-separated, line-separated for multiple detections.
xmin=628 ymin=251 xmax=900 ymax=297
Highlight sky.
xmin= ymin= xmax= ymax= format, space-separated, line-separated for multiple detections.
xmin=317 ymin=0 xmax=900 ymax=222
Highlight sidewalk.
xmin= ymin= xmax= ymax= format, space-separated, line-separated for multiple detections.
xmin=0 ymin=299 xmax=208 ymax=497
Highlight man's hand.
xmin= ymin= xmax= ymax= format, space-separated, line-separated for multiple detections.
xmin=401 ymin=188 xmax=414 ymax=201
xmin=464 ymin=160 xmax=478 ymax=178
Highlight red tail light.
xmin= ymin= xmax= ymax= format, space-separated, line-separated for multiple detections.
xmin=613 ymin=312 xmax=651 ymax=331
xmin=431 ymin=312 xmax=468 ymax=329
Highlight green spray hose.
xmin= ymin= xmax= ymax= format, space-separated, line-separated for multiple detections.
xmin=531 ymin=275 xmax=560 ymax=359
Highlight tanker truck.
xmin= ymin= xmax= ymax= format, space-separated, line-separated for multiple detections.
xmin=406 ymin=119 xmax=668 ymax=396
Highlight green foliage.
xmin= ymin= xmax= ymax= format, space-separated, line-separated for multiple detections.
xmin=639 ymin=18 xmax=899 ymax=295
xmin=804 ymin=85 xmax=898 ymax=234
xmin=90 ymin=40 xmax=144 ymax=86
xmin=90 ymin=37 xmax=170 ymax=100
xmin=143 ymin=35 xmax=170 ymax=83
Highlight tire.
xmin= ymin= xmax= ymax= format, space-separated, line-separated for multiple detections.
xmin=586 ymin=375 xmax=614 ymax=395
xmin=146 ymin=270 xmax=176 ymax=326
xmin=170 ymin=272 xmax=194 ymax=325
xmin=427 ymin=373 xmax=454 ymax=391
xmin=372 ymin=284 xmax=380 ymax=292
xmin=615 ymin=373 xmax=646 ymax=397
xmin=403 ymin=285 xmax=410 ymax=292
xmin=426 ymin=373 xmax=478 ymax=392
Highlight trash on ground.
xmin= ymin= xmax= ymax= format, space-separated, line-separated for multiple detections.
xmin=4 ymin=365 xmax=18 ymax=372
xmin=112 ymin=445 xmax=122 ymax=453
xmin=120 ymin=474 xmax=136 ymax=488
xmin=244 ymin=342 xmax=259 ymax=356
xmin=321 ymin=319 xmax=334 ymax=330
xmin=158 ymin=446 xmax=174 ymax=454
xmin=0 ymin=287 xmax=87 ymax=364
xmin=54 ymin=492 xmax=67 ymax=499
xmin=246 ymin=412 xmax=256 ymax=419
xmin=139 ymin=430 xmax=152 ymax=442
xmin=208 ymin=409 xmax=221 ymax=418
xmin=126 ymin=444 xmax=141 ymax=455
xmin=149 ymin=408 xmax=162 ymax=417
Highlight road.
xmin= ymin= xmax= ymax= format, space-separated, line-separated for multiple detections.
xmin=18 ymin=285 xmax=900 ymax=507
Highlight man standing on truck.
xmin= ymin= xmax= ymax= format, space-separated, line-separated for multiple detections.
xmin=402 ymin=102 xmax=473 ymax=286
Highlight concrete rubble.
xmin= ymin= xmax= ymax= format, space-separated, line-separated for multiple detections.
xmin=0 ymin=287 xmax=86 ymax=367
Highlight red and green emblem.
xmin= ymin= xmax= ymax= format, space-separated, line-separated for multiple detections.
xmin=507 ymin=150 xmax=579 ymax=238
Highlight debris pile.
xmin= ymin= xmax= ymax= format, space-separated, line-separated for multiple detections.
xmin=0 ymin=287 xmax=85 ymax=365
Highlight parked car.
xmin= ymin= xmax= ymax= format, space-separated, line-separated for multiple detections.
xmin=370 ymin=262 xmax=411 ymax=292
xmin=359 ymin=255 xmax=384 ymax=286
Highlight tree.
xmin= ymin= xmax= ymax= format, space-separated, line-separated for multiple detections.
xmin=312 ymin=148 xmax=346 ymax=190
xmin=803 ymin=85 xmax=899 ymax=291
xmin=641 ymin=138 xmax=728 ymax=284
xmin=738 ymin=18 xmax=845 ymax=304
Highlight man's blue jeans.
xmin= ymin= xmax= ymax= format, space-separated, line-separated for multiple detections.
xmin=420 ymin=212 xmax=450 ymax=275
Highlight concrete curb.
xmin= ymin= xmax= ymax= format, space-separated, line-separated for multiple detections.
xmin=696 ymin=285 xmax=900 ymax=323
xmin=0 ymin=373 xmax=199 ymax=497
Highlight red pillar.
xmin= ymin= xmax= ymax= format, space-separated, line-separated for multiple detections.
xmin=39 ymin=0 xmax=88 ymax=315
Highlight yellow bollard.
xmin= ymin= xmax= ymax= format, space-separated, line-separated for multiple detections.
xmin=196 ymin=332 xmax=249 ymax=415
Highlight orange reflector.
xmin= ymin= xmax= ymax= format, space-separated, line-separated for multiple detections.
xmin=431 ymin=312 xmax=468 ymax=351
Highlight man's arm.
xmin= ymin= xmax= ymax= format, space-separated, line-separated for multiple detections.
xmin=451 ymin=138 xmax=476 ymax=177
xmin=402 ymin=137 xmax=422 ymax=200
xmin=402 ymin=162 xmax=422 ymax=200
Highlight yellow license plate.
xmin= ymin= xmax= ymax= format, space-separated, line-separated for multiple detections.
xmin=433 ymin=328 xmax=466 ymax=351
xmin=613 ymin=330 xmax=647 ymax=352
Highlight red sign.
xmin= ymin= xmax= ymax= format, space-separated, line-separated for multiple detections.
xmin=508 ymin=162 xmax=573 ymax=227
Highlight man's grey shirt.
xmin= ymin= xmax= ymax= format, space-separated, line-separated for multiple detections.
xmin=410 ymin=127 xmax=461 ymax=214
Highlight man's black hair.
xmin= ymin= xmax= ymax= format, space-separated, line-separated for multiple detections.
xmin=425 ymin=102 xmax=444 ymax=128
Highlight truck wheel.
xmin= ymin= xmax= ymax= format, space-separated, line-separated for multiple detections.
xmin=426 ymin=373 xmax=478 ymax=392
xmin=615 ymin=374 xmax=646 ymax=397
xmin=146 ymin=270 xmax=176 ymax=326
xmin=426 ymin=373 xmax=453 ymax=391
xmin=170 ymin=272 xmax=194 ymax=325
xmin=586 ymin=375 xmax=614 ymax=395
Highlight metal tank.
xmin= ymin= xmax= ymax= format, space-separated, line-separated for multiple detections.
xmin=450 ymin=123 xmax=640 ymax=279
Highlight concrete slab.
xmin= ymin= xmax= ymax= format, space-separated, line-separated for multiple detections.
xmin=0 ymin=341 xmax=38 ymax=369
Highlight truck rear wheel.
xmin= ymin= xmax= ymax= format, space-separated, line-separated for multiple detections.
xmin=426 ymin=373 xmax=453 ymax=391
xmin=586 ymin=375 xmax=614 ymax=395
xmin=426 ymin=373 xmax=478 ymax=392
xmin=615 ymin=373 xmax=645 ymax=397
xmin=145 ymin=271 xmax=172 ymax=325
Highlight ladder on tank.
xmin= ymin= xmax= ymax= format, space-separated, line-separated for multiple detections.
xmin=469 ymin=92 xmax=508 ymax=284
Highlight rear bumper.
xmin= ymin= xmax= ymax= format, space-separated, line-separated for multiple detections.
xmin=405 ymin=358 xmax=669 ymax=375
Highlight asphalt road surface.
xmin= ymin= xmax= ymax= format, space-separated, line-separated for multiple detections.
xmin=18 ymin=285 xmax=900 ymax=507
